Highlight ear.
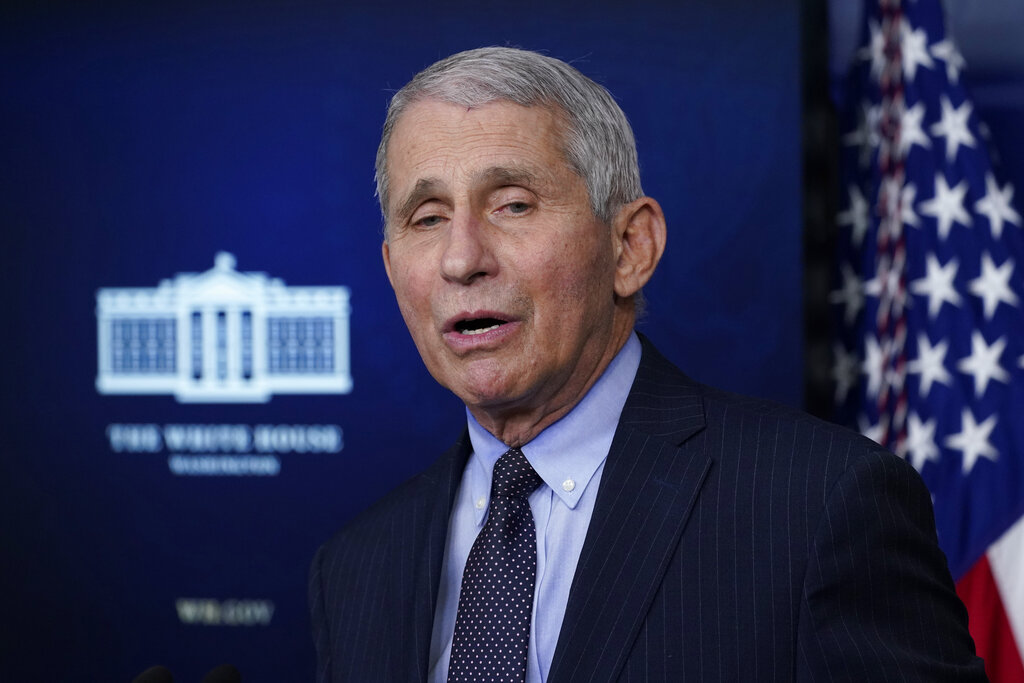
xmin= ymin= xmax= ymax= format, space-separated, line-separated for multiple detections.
xmin=382 ymin=239 xmax=396 ymax=289
xmin=611 ymin=196 xmax=667 ymax=298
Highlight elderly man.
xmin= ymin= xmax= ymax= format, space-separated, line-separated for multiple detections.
xmin=309 ymin=47 xmax=985 ymax=682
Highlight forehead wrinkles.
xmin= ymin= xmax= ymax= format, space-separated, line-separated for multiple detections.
xmin=386 ymin=103 xmax=572 ymax=220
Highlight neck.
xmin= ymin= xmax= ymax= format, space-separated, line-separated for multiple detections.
xmin=468 ymin=322 xmax=634 ymax=448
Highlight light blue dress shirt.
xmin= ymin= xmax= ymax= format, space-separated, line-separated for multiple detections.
xmin=428 ymin=333 xmax=642 ymax=683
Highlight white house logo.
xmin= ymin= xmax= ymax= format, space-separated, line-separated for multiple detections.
xmin=96 ymin=252 xmax=352 ymax=403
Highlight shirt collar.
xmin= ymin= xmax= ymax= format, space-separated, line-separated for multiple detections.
xmin=465 ymin=332 xmax=642 ymax=525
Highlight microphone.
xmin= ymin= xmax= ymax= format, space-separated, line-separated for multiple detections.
xmin=201 ymin=664 xmax=242 ymax=683
xmin=132 ymin=665 xmax=174 ymax=683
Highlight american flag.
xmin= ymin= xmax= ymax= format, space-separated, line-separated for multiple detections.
xmin=833 ymin=0 xmax=1024 ymax=678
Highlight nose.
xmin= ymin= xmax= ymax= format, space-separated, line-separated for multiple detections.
xmin=440 ymin=209 xmax=496 ymax=285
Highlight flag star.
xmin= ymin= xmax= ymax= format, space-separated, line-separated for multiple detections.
xmin=859 ymin=18 xmax=887 ymax=83
xmin=841 ymin=125 xmax=862 ymax=149
xmin=878 ymin=177 xmax=908 ymax=240
xmin=901 ymin=183 xmax=921 ymax=229
xmin=861 ymin=335 xmax=885 ymax=399
xmin=968 ymin=252 xmax=1019 ymax=319
xmin=863 ymin=273 xmax=881 ymax=299
xmin=930 ymin=96 xmax=976 ymax=162
xmin=899 ymin=102 xmax=932 ymax=156
xmin=832 ymin=343 xmax=859 ymax=404
xmin=918 ymin=173 xmax=971 ymax=239
xmin=863 ymin=268 xmax=902 ymax=305
xmin=863 ymin=253 xmax=902 ymax=302
xmin=843 ymin=103 xmax=882 ymax=167
xmin=930 ymin=38 xmax=965 ymax=82
xmin=908 ymin=333 xmax=952 ymax=397
xmin=974 ymin=173 xmax=1021 ymax=239
xmin=868 ymin=264 xmax=902 ymax=302
xmin=944 ymin=408 xmax=999 ymax=474
xmin=910 ymin=254 xmax=962 ymax=317
xmin=858 ymin=414 xmax=885 ymax=446
xmin=957 ymin=331 xmax=1009 ymax=397
xmin=842 ymin=101 xmax=871 ymax=148
xmin=885 ymin=363 xmax=906 ymax=395
xmin=829 ymin=263 xmax=865 ymax=325
xmin=837 ymin=184 xmax=871 ymax=247
xmin=901 ymin=22 xmax=935 ymax=81
xmin=905 ymin=413 xmax=940 ymax=472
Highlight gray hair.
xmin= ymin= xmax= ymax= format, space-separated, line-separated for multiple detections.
xmin=374 ymin=47 xmax=643 ymax=228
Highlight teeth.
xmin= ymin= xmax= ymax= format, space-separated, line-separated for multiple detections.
xmin=463 ymin=323 xmax=501 ymax=335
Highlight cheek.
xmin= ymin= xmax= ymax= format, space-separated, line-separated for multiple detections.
xmin=390 ymin=273 xmax=434 ymax=336
xmin=390 ymin=256 xmax=432 ymax=303
xmin=531 ymin=259 xmax=611 ymax=334
xmin=546 ymin=243 xmax=614 ymax=299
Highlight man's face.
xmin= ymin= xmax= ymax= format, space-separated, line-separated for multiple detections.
xmin=382 ymin=99 xmax=633 ymax=429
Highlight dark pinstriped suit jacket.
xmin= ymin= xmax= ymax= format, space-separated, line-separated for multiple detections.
xmin=309 ymin=338 xmax=986 ymax=681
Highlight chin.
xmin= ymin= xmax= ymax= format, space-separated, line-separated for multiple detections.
xmin=455 ymin=383 xmax=516 ymax=408
xmin=451 ymin=374 xmax=530 ymax=412
xmin=440 ymin=358 xmax=516 ymax=399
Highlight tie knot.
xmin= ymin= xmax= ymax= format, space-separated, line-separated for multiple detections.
xmin=492 ymin=447 xmax=543 ymax=500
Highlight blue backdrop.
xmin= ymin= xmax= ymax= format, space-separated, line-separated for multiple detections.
xmin=0 ymin=2 xmax=803 ymax=680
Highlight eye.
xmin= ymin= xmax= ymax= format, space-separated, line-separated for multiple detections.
xmin=489 ymin=186 xmax=536 ymax=218
xmin=494 ymin=200 xmax=533 ymax=218
xmin=413 ymin=214 xmax=444 ymax=228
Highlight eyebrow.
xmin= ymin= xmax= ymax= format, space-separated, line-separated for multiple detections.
xmin=475 ymin=166 xmax=538 ymax=190
xmin=393 ymin=178 xmax=442 ymax=224
xmin=391 ymin=166 xmax=541 ymax=224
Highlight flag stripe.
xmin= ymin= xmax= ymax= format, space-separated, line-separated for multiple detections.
xmin=956 ymin=554 xmax=1024 ymax=681
xmin=989 ymin=515 xmax=1024 ymax=654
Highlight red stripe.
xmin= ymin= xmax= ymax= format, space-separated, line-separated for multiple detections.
xmin=956 ymin=554 xmax=1024 ymax=682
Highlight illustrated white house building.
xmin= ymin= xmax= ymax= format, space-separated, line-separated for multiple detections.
xmin=96 ymin=252 xmax=352 ymax=402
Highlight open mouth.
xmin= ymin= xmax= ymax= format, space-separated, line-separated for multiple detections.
xmin=454 ymin=317 xmax=507 ymax=335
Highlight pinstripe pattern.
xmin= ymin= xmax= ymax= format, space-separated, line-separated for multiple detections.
xmin=310 ymin=338 xmax=986 ymax=681
xmin=309 ymin=431 xmax=471 ymax=682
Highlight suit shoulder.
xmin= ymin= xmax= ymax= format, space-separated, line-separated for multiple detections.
xmin=321 ymin=470 xmax=448 ymax=573
xmin=316 ymin=435 xmax=467 ymax=560
xmin=328 ymin=471 xmax=424 ymax=540
xmin=705 ymin=381 xmax=886 ymax=450
xmin=636 ymin=338 xmax=896 ymax=475
xmin=692 ymin=380 xmax=917 ymax=496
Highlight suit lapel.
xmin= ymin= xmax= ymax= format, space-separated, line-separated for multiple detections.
xmin=548 ymin=339 xmax=712 ymax=683
xmin=396 ymin=431 xmax=471 ymax=682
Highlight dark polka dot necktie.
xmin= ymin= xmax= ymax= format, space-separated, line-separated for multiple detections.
xmin=447 ymin=447 xmax=543 ymax=682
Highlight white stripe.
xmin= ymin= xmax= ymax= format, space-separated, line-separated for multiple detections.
xmin=988 ymin=515 xmax=1024 ymax=652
